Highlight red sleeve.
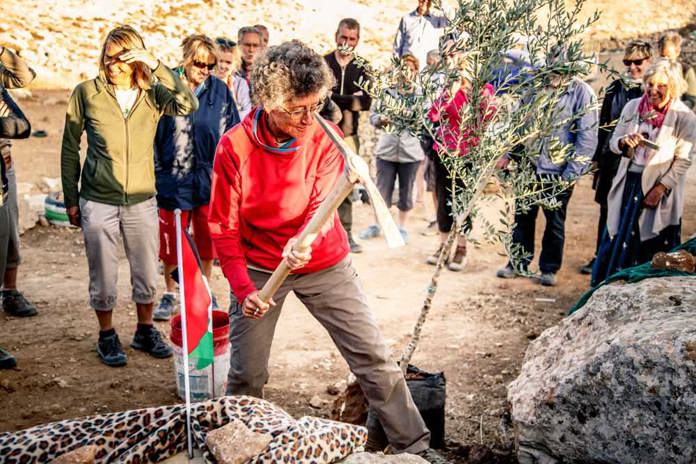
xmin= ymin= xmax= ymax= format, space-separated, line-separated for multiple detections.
xmin=208 ymin=135 xmax=256 ymax=302
xmin=296 ymin=127 xmax=346 ymax=243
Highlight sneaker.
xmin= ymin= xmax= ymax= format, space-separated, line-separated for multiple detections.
xmin=580 ymin=257 xmax=594 ymax=275
xmin=131 ymin=326 xmax=173 ymax=358
xmin=2 ymin=290 xmax=37 ymax=317
xmin=416 ymin=448 xmax=452 ymax=464
xmin=540 ymin=272 xmax=557 ymax=286
xmin=348 ymin=234 xmax=363 ymax=253
xmin=426 ymin=243 xmax=448 ymax=266
xmin=211 ymin=294 xmax=220 ymax=310
xmin=448 ymin=244 xmax=467 ymax=272
xmin=399 ymin=227 xmax=409 ymax=244
xmin=0 ymin=347 xmax=17 ymax=369
xmin=359 ymin=224 xmax=381 ymax=240
xmin=97 ymin=332 xmax=128 ymax=367
xmin=153 ymin=293 xmax=176 ymax=321
xmin=496 ymin=264 xmax=517 ymax=279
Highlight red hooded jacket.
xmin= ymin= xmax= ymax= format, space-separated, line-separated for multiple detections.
xmin=208 ymin=108 xmax=350 ymax=302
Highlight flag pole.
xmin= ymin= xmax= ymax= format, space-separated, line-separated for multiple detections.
xmin=200 ymin=273 xmax=215 ymax=398
xmin=175 ymin=209 xmax=194 ymax=458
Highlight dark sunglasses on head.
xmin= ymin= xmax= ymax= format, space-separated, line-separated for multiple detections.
xmin=215 ymin=37 xmax=237 ymax=48
xmin=192 ymin=60 xmax=216 ymax=71
xmin=623 ymin=58 xmax=646 ymax=66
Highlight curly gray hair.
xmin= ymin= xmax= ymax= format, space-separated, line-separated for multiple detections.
xmin=251 ymin=40 xmax=336 ymax=110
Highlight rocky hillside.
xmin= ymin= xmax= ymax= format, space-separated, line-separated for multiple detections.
xmin=2 ymin=0 xmax=695 ymax=88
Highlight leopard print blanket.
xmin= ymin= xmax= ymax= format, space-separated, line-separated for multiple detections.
xmin=0 ymin=395 xmax=367 ymax=463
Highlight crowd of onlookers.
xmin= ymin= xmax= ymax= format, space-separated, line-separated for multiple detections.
xmin=0 ymin=0 xmax=694 ymax=413
xmin=0 ymin=0 xmax=692 ymax=362
xmin=2 ymin=1 xmax=695 ymax=461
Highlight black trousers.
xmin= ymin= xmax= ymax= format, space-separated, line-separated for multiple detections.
xmin=433 ymin=152 xmax=472 ymax=234
xmin=510 ymin=184 xmax=574 ymax=274
xmin=338 ymin=197 xmax=352 ymax=236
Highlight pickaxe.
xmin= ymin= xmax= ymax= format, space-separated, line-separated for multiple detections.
xmin=258 ymin=115 xmax=404 ymax=303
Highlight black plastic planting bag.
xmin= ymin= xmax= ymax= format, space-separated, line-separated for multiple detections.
xmin=366 ymin=364 xmax=446 ymax=450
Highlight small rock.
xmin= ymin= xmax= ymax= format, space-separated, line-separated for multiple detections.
xmin=206 ymin=419 xmax=272 ymax=464
xmin=340 ymin=451 xmax=428 ymax=463
xmin=327 ymin=381 xmax=346 ymax=395
xmin=50 ymin=445 xmax=98 ymax=463
xmin=0 ymin=379 xmax=14 ymax=392
xmin=309 ymin=394 xmax=324 ymax=409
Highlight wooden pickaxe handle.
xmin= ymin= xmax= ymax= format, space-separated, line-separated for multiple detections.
xmin=257 ymin=171 xmax=354 ymax=303
xmin=257 ymin=115 xmax=404 ymax=304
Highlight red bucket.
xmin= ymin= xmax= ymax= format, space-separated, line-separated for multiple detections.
xmin=170 ymin=310 xmax=230 ymax=356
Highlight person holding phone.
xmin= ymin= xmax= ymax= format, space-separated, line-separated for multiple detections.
xmin=581 ymin=40 xmax=652 ymax=275
xmin=591 ymin=60 xmax=696 ymax=285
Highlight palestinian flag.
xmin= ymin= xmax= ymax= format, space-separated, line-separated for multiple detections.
xmin=176 ymin=216 xmax=214 ymax=370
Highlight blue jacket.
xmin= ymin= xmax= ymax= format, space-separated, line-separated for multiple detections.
xmin=535 ymin=78 xmax=598 ymax=180
xmin=155 ymin=75 xmax=239 ymax=210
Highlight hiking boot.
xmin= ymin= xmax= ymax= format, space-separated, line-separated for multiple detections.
xmin=97 ymin=332 xmax=127 ymax=367
xmin=448 ymin=244 xmax=468 ymax=272
xmin=0 ymin=346 xmax=17 ymax=369
xmin=416 ymin=448 xmax=452 ymax=464
xmin=540 ymin=272 xmax=557 ymax=287
xmin=348 ymin=234 xmax=363 ymax=253
xmin=131 ymin=326 xmax=173 ymax=358
xmin=580 ymin=257 xmax=594 ymax=275
xmin=426 ymin=243 xmax=449 ymax=266
xmin=496 ymin=264 xmax=517 ymax=279
xmin=153 ymin=293 xmax=176 ymax=321
xmin=359 ymin=224 xmax=381 ymax=240
xmin=2 ymin=290 xmax=37 ymax=317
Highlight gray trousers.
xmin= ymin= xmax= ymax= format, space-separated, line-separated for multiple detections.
xmin=227 ymin=257 xmax=430 ymax=453
xmin=80 ymin=197 xmax=159 ymax=311
xmin=0 ymin=167 xmax=21 ymax=281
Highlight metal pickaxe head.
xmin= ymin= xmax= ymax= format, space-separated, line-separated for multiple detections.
xmin=316 ymin=115 xmax=405 ymax=249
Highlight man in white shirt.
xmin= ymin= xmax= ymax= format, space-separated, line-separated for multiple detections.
xmin=393 ymin=0 xmax=449 ymax=70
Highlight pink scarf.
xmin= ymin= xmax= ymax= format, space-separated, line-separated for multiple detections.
xmin=638 ymin=94 xmax=671 ymax=128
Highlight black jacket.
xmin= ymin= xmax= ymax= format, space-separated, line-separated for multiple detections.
xmin=155 ymin=75 xmax=239 ymax=210
xmin=0 ymin=88 xmax=31 ymax=203
xmin=324 ymin=52 xmax=372 ymax=138
xmin=592 ymin=78 xmax=643 ymax=205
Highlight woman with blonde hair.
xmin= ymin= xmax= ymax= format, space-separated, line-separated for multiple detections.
xmin=153 ymin=34 xmax=239 ymax=320
xmin=592 ymin=60 xmax=695 ymax=285
xmin=61 ymin=25 xmax=198 ymax=367
xmin=214 ymin=37 xmax=252 ymax=120
xmin=582 ymin=39 xmax=653 ymax=274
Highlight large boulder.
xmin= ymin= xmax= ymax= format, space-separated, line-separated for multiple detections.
xmin=508 ymin=277 xmax=696 ymax=464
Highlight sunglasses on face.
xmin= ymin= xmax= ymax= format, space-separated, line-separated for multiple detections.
xmin=104 ymin=49 xmax=130 ymax=65
xmin=623 ymin=58 xmax=646 ymax=67
xmin=192 ymin=60 xmax=216 ymax=71
xmin=280 ymin=101 xmax=324 ymax=119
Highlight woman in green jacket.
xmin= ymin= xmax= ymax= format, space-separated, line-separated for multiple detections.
xmin=60 ymin=25 xmax=198 ymax=367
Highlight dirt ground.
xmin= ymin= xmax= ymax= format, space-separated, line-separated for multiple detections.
xmin=0 ymin=77 xmax=694 ymax=463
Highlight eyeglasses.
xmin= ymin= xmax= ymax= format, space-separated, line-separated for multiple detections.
xmin=623 ymin=58 xmax=647 ymax=67
xmin=279 ymin=101 xmax=324 ymax=119
xmin=192 ymin=60 xmax=216 ymax=71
